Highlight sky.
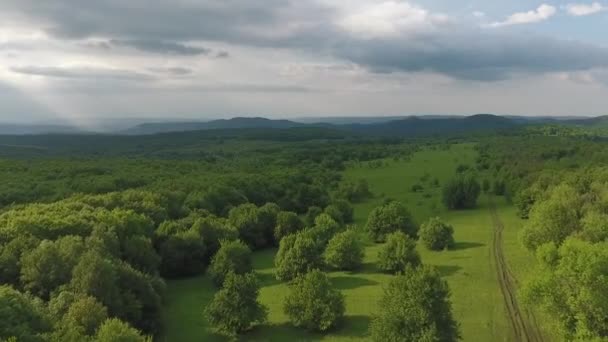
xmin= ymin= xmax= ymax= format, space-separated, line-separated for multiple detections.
xmin=1 ymin=0 xmax=608 ymax=127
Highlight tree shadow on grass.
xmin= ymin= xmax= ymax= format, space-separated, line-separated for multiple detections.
xmin=336 ymin=315 xmax=372 ymax=339
xmin=451 ymin=241 xmax=485 ymax=250
xmin=331 ymin=275 xmax=378 ymax=290
xmin=434 ymin=265 xmax=462 ymax=277
xmin=256 ymin=271 xmax=281 ymax=287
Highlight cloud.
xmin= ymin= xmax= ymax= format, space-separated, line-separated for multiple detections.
xmin=473 ymin=11 xmax=486 ymax=18
xmin=2 ymin=0 xmax=608 ymax=87
xmin=110 ymin=39 xmax=212 ymax=55
xmin=333 ymin=29 xmax=608 ymax=81
xmin=10 ymin=65 xmax=154 ymax=81
xmin=489 ymin=4 xmax=556 ymax=27
xmin=336 ymin=1 xmax=448 ymax=38
xmin=147 ymin=67 xmax=193 ymax=76
xmin=565 ymin=2 xmax=606 ymax=16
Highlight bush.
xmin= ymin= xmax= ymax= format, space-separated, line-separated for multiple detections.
xmin=284 ymin=270 xmax=345 ymax=332
xmin=324 ymin=230 xmax=364 ymax=271
xmin=370 ymin=266 xmax=460 ymax=341
xmin=205 ymin=272 xmax=267 ymax=337
xmin=304 ymin=206 xmax=323 ymax=227
xmin=95 ymin=318 xmax=150 ymax=342
xmin=209 ymin=240 xmax=252 ymax=286
xmin=229 ymin=204 xmax=271 ymax=250
xmin=378 ymin=232 xmax=421 ymax=274
xmin=0 ymin=285 xmax=50 ymax=341
xmin=365 ymin=201 xmax=417 ymax=243
xmin=419 ymin=217 xmax=455 ymax=251
xmin=274 ymin=211 xmax=304 ymax=243
xmin=411 ymin=184 xmax=424 ymax=193
xmin=307 ymin=214 xmax=342 ymax=245
xmin=274 ymin=232 xmax=324 ymax=281
xmin=156 ymin=229 xmax=207 ymax=278
xmin=442 ymin=174 xmax=481 ymax=210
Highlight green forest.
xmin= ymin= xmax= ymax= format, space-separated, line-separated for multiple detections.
xmin=2 ymin=125 xmax=608 ymax=341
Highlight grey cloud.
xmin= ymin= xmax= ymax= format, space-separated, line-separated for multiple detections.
xmin=3 ymin=0 xmax=608 ymax=82
xmin=110 ymin=39 xmax=211 ymax=55
xmin=10 ymin=66 xmax=154 ymax=81
xmin=148 ymin=67 xmax=193 ymax=75
xmin=333 ymin=30 xmax=608 ymax=81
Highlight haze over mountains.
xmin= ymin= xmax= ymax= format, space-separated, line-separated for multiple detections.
xmin=0 ymin=114 xmax=607 ymax=136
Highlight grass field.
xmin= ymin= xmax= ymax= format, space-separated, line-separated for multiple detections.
xmin=161 ymin=143 xmax=547 ymax=341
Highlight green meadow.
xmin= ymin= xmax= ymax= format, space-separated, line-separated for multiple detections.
xmin=161 ymin=143 xmax=549 ymax=341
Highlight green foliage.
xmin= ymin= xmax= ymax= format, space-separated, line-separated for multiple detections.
xmin=335 ymin=179 xmax=372 ymax=202
xmin=0 ymin=285 xmax=50 ymax=342
xmin=419 ymin=217 xmax=455 ymax=251
xmin=307 ymin=213 xmax=342 ymax=246
xmin=94 ymin=318 xmax=150 ymax=342
xmin=492 ymin=179 xmax=506 ymax=196
xmin=370 ymin=266 xmax=460 ymax=342
xmin=209 ymin=240 xmax=252 ymax=286
xmin=378 ymin=232 xmax=421 ymax=274
xmin=191 ymin=216 xmax=238 ymax=258
xmin=482 ymin=179 xmax=491 ymax=193
xmin=229 ymin=203 xmax=276 ymax=250
xmin=205 ymin=272 xmax=267 ymax=336
xmin=283 ymin=270 xmax=345 ymax=332
xmin=514 ymin=188 xmax=537 ymax=219
xmin=522 ymin=238 xmax=608 ymax=340
xmin=411 ymin=183 xmax=424 ymax=193
xmin=156 ymin=228 xmax=207 ymax=278
xmin=365 ymin=201 xmax=417 ymax=243
xmin=520 ymin=184 xmax=582 ymax=251
xmin=274 ymin=232 xmax=324 ymax=281
xmin=20 ymin=236 xmax=85 ymax=299
xmin=63 ymin=296 xmax=108 ymax=335
xmin=324 ymin=229 xmax=364 ymax=271
xmin=442 ymin=174 xmax=481 ymax=210
xmin=274 ymin=211 xmax=304 ymax=242
xmin=305 ymin=206 xmax=323 ymax=227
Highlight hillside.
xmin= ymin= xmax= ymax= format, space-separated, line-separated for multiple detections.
xmin=121 ymin=117 xmax=305 ymax=135
xmin=345 ymin=114 xmax=517 ymax=137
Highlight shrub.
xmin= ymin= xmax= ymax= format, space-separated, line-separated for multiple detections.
xmin=209 ymin=240 xmax=252 ymax=286
xmin=274 ymin=231 xmax=324 ymax=281
xmin=370 ymin=266 xmax=460 ymax=341
xmin=419 ymin=217 xmax=455 ymax=251
xmin=274 ymin=211 xmax=304 ymax=243
xmin=284 ymin=270 xmax=345 ymax=332
xmin=95 ymin=318 xmax=150 ymax=342
xmin=205 ymin=272 xmax=267 ymax=337
xmin=378 ymin=232 xmax=421 ymax=274
xmin=442 ymin=174 xmax=481 ymax=210
xmin=324 ymin=230 xmax=364 ymax=271
xmin=365 ymin=201 xmax=417 ymax=242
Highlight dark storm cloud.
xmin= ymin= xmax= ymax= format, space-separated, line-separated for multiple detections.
xmin=333 ymin=30 xmax=608 ymax=81
xmin=10 ymin=66 xmax=153 ymax=81
xmin=3 ymin=0 xmax=608 ymax=82
xmin=110 ymin=39 xmax=211 ymax=55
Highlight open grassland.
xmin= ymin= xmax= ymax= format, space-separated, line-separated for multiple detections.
xmin=162 ymin=143 xmax=537 ymax=341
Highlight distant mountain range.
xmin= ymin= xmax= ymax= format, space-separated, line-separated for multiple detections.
xmin=0 ymin=124 xmax=85 ymax=135
xmin=120 ymin=117 xmax=309 ymax=135
xmin=1 ymin=114 xmax=607 ymax=136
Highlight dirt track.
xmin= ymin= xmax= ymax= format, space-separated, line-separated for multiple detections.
xmin=489 ymin=199 xmax=545 ymax=342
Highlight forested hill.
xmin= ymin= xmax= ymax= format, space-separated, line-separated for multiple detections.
xmin=344 ymin=114 xmax=516 ymax=137
xmin=121 ymin=117 xmax=308 ymax=135
xmin=121 ymin=114 xmax=516 ymax=136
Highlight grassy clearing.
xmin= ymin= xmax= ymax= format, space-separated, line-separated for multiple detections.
xmin=161 ymin=143 xmax=516 ymax=341
xmin=496 ymin=198 xmax=558 ymax=341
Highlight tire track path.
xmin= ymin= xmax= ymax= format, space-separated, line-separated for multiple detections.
xmin=489 ymin=199 xmax=545 ymax=342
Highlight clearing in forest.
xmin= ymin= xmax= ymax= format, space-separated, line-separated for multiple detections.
xmin=161 ymin=143 xmax=546 ymax=341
